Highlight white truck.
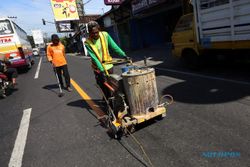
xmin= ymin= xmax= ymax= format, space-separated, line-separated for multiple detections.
xmin=32 ymin=29 xmax=44 ymax=46
xmin=172 ymin=0 xmax=250 ymax=68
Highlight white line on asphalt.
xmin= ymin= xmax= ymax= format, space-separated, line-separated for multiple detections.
xmin=155 ymin=67 xmax=250 ymax=86
xmin=34 ymin=57 xmax=42 ymax=79
xmin=9 ymin=108 xmax=32 ymax=167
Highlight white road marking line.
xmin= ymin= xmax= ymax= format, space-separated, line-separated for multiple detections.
xmin=155 ymin=67 xmax=250 ymax=86
xmin=9 ymin=108 xmax=32 ymax=167
xmin=34 ymin=57 xmax=42 ymax=79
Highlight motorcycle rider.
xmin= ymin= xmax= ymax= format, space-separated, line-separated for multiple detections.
xmin=0 ymin=53 xmax=18 ymax=86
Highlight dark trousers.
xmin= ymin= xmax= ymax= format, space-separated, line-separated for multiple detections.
xmin=94 ymin=68 xmax=113 ymax=100
xmin=55 ymin=65 xmax=71 ymax=88
xmin=5 ymin=68 xmax=18 ymax=81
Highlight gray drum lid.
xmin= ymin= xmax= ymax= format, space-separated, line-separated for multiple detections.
xmin=122 ymin=68 xmax=155 ymax=77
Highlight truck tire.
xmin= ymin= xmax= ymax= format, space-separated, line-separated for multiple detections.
xmin=182 ymin=49 xmax=201 ymax=70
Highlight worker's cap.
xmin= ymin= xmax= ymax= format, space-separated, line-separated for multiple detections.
xmin=87 ymin=21 xmax=99 ymax=31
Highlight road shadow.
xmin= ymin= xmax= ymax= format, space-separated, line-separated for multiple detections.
xmin=118 ymin=139 xmax=149 ymax=167
xmin=161 ymin=79 xmax=250 ymax=104
xmin=124 ymin=45 xmax=250 ymax=105
xmin=0 ymin=88 xmax=18 ymax=100
xmin=67 ymin=99 xmax=108 ymax=128
xmin=155 ymin=63 xmax=250 ymax=104
xmin=42 ymin=84 xmax=59 ymax=95
xmin=67 ymin=99 xmax=165 ymax=139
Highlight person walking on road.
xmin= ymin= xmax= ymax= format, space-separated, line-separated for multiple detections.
xmin=47 ymin=34 xmax=72 ymax=92
xmin=84 ymin=21 xmax=129 ymax=100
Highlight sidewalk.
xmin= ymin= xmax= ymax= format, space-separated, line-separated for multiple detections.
xmin=126 ymin=43 xmax=176 ymax=69
xmin=68 ymin=43 xmax=178 ymax=69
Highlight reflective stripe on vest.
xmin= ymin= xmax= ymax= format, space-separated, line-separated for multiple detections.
xmin=99 ymin=32 xmax=112 ymax=62
xmin=85 ymin=32 xmax=112 ymax=76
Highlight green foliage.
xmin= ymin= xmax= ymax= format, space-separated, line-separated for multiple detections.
xmin=60 ymin=37 xmax=68 ymax=46
xmin=60 ymin=36 xmax=71 ymax=52
xmin=27 ymin=35 xmax=35 ymax=48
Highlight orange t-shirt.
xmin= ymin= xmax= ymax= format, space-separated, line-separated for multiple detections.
xmin=47 ymin=42 xmax=67 ymax=67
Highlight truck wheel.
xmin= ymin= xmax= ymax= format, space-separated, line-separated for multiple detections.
xmin=182 ymin=50 xmax=201 ymax=70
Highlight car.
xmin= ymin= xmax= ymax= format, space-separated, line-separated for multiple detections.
xmin=39 ymin=48 xmax=46 ymax=55
xmin=32 ymin=48 xmax=39 ymax=56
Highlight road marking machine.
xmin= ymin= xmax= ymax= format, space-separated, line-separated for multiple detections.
xmin=98 ymin=59 xmax=173 ymax=139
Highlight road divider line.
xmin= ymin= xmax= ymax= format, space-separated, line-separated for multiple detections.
xmin=9 ymin=108 xmax=32 ymax=167
xmin=70 ymin=79 xmax=106 ymax=118
xmin=155 ymin=67 xmax=250 ymax=86
xmin=34 ymin=57 xmax=42 ymax=79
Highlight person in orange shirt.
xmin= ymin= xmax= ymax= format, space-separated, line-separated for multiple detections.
xmin=47 ymin=34 xmax=72 ymax=92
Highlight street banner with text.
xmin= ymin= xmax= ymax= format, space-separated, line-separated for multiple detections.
xmin=50 ymin=0 xmax=79 ymax=21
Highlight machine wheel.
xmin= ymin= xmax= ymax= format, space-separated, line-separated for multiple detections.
xmin=129 ymin=125 xmax=136 ymax=133
xmin=0 ymin=90 xmax=6 ymax=98
xmin=107 ymin=118 xmax=123 ymax=140
xmin=114 ymin=130 xmax=123 ymax=140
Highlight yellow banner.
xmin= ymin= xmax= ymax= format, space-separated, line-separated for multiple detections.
xmin=50 ymin=0 xmax=79 ymax=21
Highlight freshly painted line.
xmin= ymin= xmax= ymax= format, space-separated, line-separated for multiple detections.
xmin=70 ymin=79 xmax=106 ymax=118
xmin=34 ymin=57 xmax=42 ymax=79
xmin=9 ymin=108 xmax=32 ymax=167
xmin=155 ymin=67 xmax=250 ymax=86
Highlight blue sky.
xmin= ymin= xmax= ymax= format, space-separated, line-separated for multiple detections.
xmin=0 ymin=0 xmax=111 ymax=36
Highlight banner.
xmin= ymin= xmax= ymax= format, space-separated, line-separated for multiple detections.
xmin=50 ymin=0 xmax=79 ymax=21
xmin=104 ymin=0 xmax=123 ymax=5
xmin=56 ymin=22 xmax=74 ymax=32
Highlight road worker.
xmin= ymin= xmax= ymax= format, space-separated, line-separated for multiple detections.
xmin=84 ymin=21 xmax=129 ymax=100
xmin=47 ymin=34 xmax=72 ymax=92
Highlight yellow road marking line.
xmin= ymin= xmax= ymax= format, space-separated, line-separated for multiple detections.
xmin=70 ymin=79 xmax=106 ymax=119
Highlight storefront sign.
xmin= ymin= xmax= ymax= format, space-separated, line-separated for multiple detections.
xmin=56 ymin=22 xmax=74 ymax=32
xmin=131 ymin=0 xmax=167 ymax=14
xmin=104 ymin=0 xmax=123 ymax=5
xmin=148 ymin=0 xmax=166 ymax=5
xmin=131 ymin=0 xmax=148 ymax=14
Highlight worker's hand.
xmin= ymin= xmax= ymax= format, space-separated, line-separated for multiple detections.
xmin=125 ymin=56 xmax=131 ymax=60
xmin=125 ymin=56 xmax=132 ymax=62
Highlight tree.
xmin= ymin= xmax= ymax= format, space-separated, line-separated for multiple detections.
xmin=27 ymin=35 xmax=35 ymax=48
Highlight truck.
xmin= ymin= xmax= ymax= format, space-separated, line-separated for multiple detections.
xmin=172 ymin=0 xmax=250 ymax=68
xmin=32 ymin=29 xmax=44 ymax=46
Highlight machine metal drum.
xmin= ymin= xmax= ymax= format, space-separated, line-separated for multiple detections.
xmin=122 ymin=68 xmax=158 ymax=116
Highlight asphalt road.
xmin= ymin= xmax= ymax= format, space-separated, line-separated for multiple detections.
xmin=0 ymin=52 xmax=250 ymax=167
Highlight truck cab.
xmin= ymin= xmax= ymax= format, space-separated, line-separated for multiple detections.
xmin=172 ymin=0 xmax=250 ymax=69
xmin=172 ymin=13 xmax=200 ymax=69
